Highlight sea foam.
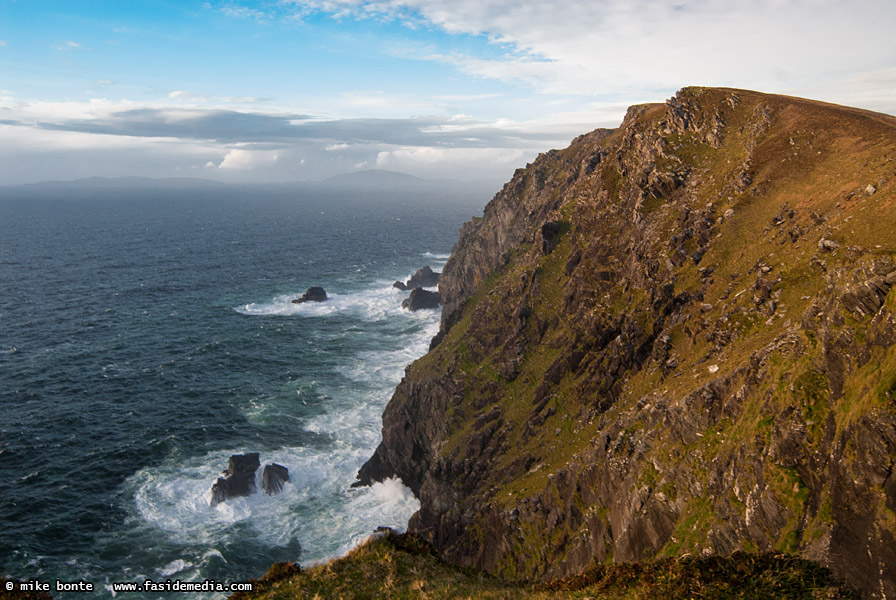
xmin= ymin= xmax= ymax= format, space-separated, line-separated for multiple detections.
xmin=127 ymin=272 xmax=433 ymax=577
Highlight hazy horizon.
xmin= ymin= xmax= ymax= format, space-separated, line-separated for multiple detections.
xmin=0 ymin=168 xmax=505 ymax=193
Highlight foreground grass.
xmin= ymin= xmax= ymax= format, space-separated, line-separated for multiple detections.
xmin=230 ymin=532 xmax=856 ymax=600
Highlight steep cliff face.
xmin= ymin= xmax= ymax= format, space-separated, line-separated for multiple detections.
xmin=358 ymin=87 xmax=896 ymax=598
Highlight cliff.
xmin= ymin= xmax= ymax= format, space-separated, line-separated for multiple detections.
xmin=358 ymin=87 xmax=896 ymax=598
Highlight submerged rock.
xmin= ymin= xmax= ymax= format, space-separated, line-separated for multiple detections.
xmin=292 ymin=287 xmax=328 ymax=303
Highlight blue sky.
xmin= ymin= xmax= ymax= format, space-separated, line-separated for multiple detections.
xmin=1 ymin=0 xmax=895 ymax=184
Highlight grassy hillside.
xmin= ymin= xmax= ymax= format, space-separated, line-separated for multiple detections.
xmin=230 ymin=531 xmax=855 ymax=599
xmin=357 ymin=87 xmax=896 ymax=597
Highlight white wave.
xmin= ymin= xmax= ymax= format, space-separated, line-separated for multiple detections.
xmin=422 ymin=252 xmax=451 ymax=260
xmin=201 ymin=548 xmax=227 ymax=564
xmin=333 ymin=478 xmax=419 ymax=558
xmin=157 ymin=559 xmax=192 ymax=577
xmin=126 ymin=267 xmax=435 ymax=586
xmin=338 ymin=319 xmax=440 ymax=385
xmin=129 ymin=446 xmax=419 ymax=562
xmin=235 ymin=285 xmax=440 ymax=322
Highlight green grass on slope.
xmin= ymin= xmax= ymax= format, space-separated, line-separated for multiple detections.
xmin=230 ymin=532 xmax=856 ymax=600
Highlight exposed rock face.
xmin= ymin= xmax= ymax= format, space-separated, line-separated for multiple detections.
xmin=402 ymin=288 xmax=442 ymax=311
xmin=394 ymin=266 xmax=441 ymax=291
xmin=262 ymin=463 xmax=290 ymax=495
xmin=292 ymin=287 xmax=327 ymax=303
xmin=359 ymin=88 xmax=896 ymax=598
xmin=210 ymin=452 xmax=260 ymax=506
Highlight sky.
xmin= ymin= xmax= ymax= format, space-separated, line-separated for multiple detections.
xmin=1 ymin=0 xmax=894 ymax=185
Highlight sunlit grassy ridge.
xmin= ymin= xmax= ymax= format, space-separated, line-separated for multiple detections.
xmin=230 ymin=532 xmax=855 ymax=599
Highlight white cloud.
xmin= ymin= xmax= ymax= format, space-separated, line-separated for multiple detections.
xmin=0 ymin=123 xmax=219 ymax=184
xmin=433 ymin=93 xmax=501 ymax=101
xmin=168 ymin=90 xmax=263 ymax=104
xmin=375 ymin=145 xmax=527 ymax=180
xmin=169 ymin=90 xmax=207 ymax=101
xmin=217 ymin=148 xmax=281 ymax=170
xmin=53 ymin=40 xmax=83 ymax=51
xmin=335 ymin=91 xmax=450 ymax=118
xmin=281 ymin=0 xmax=896 ymax=113
xmin=220 ymin=4 xmax=270 ymax=21
xmin=0 ymin=91 xmax=622 ymax=183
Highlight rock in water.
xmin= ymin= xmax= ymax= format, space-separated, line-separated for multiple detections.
xmin=394 ymin=266 xmax=441 ymax=291
xmin=209 ymin=452 xmax=260 ymax=506
xmin=262 ymin=463 xmax=290 ymax=495
xmin=402 ymin=288 xmax=441 ymax=311
xmin=228 ymin=452 xmax=260 ymax=476
xmin=407 ymin=266 xmax=440 ymax=288
xmin=226 ymin=452 xmax=260 ymax=496
xmin=292 ymin=287 xmax=327 ymax=304
xmin=209 ymin=478 xmax=230 ymax=506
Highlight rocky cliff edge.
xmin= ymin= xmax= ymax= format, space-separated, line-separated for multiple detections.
xmin=358 ymin=87 xmax=896 ymax=598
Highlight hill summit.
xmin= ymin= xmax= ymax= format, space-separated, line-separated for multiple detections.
xmin=357 ymin=87 xmax=896 ymax=597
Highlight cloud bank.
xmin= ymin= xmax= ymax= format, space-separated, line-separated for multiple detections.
xmin=0 ymin=97 xmax=584 ymax=184
xmin=278 ymin=0 xmax=896 ymax=109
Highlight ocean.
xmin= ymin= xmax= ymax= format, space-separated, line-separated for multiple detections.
xmin=0 ymin=183 xmax=483 ymax=598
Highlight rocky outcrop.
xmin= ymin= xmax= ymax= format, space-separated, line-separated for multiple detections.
xmin=292 ymin=287 xmax=327 ymax=303
xmin=262 ymin=463 xmax=290 ymax=495
xmin=394 ymin=266 xmax=440 ymax=291
xmin=435 ymin=129 xmax=615 ymax=339
xmin=210 ymin=453 xmax=260 ymax=506
xmin=360 ymin=88 xmax=896 ymax=598
xmin=402 ymin=288 xmax=441 ymax=311
xmin=209 ymin=454 xmax=290 ymax=504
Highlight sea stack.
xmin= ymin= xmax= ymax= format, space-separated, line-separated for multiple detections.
xmin=292 ymin=286 xmax=328 ymax=303
xmin=209 ymin=452 xmax=260 ymax=506
xmin=401 ymin=288 xmax=441 ymax=311
xmin=393 ymin=266 xmax=440 ymax=290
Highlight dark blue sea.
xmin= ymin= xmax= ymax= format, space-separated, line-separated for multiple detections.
xmin=0 ymin=183 xmax=483 ymax=598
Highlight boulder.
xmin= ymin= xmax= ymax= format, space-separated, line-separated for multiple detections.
xmin=209 ymin=452 xmax=260 ymax=506
xmin=818 ymin=238 xmax=840 ymax=251
xmin=292 ymin=287 xmax=327 ymax=304
xmin=262 ymin=463 xmax=290 ymax=495
xmin=402 ymin=288 xmax=441 ymax=311
xmin=394 ymin=266 xmax=440 ymax=291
